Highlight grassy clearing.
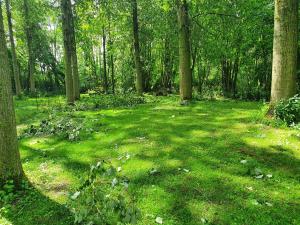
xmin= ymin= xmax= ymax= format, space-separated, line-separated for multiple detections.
xmin=1 ymin=95 xmax=300 ymax=225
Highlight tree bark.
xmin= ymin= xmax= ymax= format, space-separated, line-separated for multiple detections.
xmin=177 ymin=0 xmax=192 ymax=100
xmin=5 ymin=0 xmax=22 ymax=97
xmin=70 ymin=4 xmax=80 ymax=100
xmin=24 ymin=0 xmax=35 ymax=93
xmin=111 ymin=54 xmax=115 ymax=94
xmin=98 ymin=45 xmax=102 ymax=84
xmin=102 ymin=26 xmax=108 ymax=93
xmin=271 ymin=0 xmax=298 ymax=103
xmin=61 ymin=0 xmax=75 ymax=104
xmin=0 ymin=2 xmax=23 ymax=187
xmin=131 ymin=0 xmax=144 ymax=95
xmin=163 ymin=37 xmax=173 ymax=90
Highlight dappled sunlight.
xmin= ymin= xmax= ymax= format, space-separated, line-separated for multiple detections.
xmin=5 ymin=96 xmax=298 ymax=224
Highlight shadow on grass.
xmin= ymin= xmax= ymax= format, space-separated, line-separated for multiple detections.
xmin=16 ymin=99 xmax=300 ymax=225
xmin=1 ymin=178 xmax=73 ymax=225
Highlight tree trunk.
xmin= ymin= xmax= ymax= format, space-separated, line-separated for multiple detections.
xmin=24 ymin=0 xmax=35 ymax=93
xmin=111 ymin=54 xmax=115 ymax=94
xmin=131 ymin=0 xmax=144 ymax=95
xmin=0 ymin=2 xmax=23 ymax=187
xmin=177 ymin=0 xmax=192 ymax=100
xmin=102 ymin=26 xmax=108 ymax=93
xmin=5 ymin=0 xmax=22 ymax=97
xmin=70 ymin=4 xmax=80 ymax=100
xmin=61 ymin=0 xmax=75 ymax=104
xmin=163 ymin=37 xmax=173 ymax=90
xmin=99 ymin=45 xmax=102 ymax=85
xmin=271 ymin=0 xmax=298 ymax=103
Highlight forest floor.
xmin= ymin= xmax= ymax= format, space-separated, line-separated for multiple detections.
xmin=0 ymin=95 xmax=300 ymax=225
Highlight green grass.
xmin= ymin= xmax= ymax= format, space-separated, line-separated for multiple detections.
xmin=1 ymin=95 xmax=300 ymax=225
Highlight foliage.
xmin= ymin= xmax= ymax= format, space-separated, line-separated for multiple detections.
xmin=21 ymin=113 xmax=83 ymax=141
xmin=50 ymin=94 xmax=146 ymax=112
xmin=69 ymin=161 xmax=140 ymax=225
xmin=4 ymin=0 xmax=283 ymax=99
xmin=0 ymin=180 xmax=17 ymax=204
xmin=85 ymin=94 xmax=146 ymax=110
xmin=274 ymin=95 xmax=300 ymax=125
xmin=0 ymin=180 xmax=30 ymax=205
xmin=19 ymin=94 xmax=147 ymax=142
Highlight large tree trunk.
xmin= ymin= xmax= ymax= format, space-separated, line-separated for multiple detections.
xmin=131 ymin=0 xmax=144 ymax=95
xmin=271 ymin=0 xmax=298 ymax=103
xmin=177 ymin=0 xmax=192 ymax=100
xmin=61 ymin=0 xmax=75 ymax=104
xmin=5 ymin=0 xmax=22 ymax=97
xmin=0 ymin=2 xmax=23 ymax=187
xmin=24 ymin=0 xmax=35 ymax=93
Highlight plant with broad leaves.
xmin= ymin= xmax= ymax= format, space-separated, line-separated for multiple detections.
xmin=69 ymin=161 xmax=140 ymax=224
xmin=274 ymin=95 xmax=300 ymax=125
xmin=20 ymin=113 xmax=83 ymax=142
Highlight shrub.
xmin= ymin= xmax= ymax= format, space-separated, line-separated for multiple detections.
xmin=69 ymin=161 xmax=140 ymax=225
xmin=274 ymin=95 xmax=300 ymax=125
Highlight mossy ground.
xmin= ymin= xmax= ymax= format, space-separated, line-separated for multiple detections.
xmin=1 ymin=96 xmax=299 ymax=225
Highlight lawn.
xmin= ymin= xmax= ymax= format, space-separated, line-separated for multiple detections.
xmin=1 ymin=96 xmax=299 ymax=225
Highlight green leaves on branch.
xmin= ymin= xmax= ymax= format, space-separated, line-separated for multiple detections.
xmin=69 ymin=161 xmax=140 ymax=225
xmin=274 ymin=95 xmax=300 ymax=126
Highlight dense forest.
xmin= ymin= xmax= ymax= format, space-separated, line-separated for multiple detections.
xmin=0 ymin=0 xmax=299 ymax=225
xmin=0 ymin=0 xmax=297 ymax=100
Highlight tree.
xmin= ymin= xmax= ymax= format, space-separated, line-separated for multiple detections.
xmin=131 ymin=0 xmax=144 ymax=95
xmin=177 ymin=0 xmax=192 ymax=100
xmin=24 ymin=0 xmax=36 ymax=93
xmin=102 ymin=26 xmax=108 ymax=93
xmin=61 ymin=0 xmax=80 ymax=104
xmin=5 ymin=0 xmax=22 ymax=97
xmin=271 ymin=0 xmax=298 ymax=103
xmin=0 ymin=0 xmax=23 ymax=187
xmin=70 ymin=8 xmax=80 ymax=100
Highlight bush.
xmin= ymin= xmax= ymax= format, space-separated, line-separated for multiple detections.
xmin=69 ymin=161 xmax=140 ymax=225
xmin=274 ymin=95 xmax=300 ymax=125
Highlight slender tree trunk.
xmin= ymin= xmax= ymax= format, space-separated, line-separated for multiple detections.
xmin=99 ymin=45 xmax=102 ymax=84
xmin=23 ymin=0 xmax=35 ymax=93
xmin=102 ymin=26 xmax=108 ymax=93
xmin=61 ymin=0 xmax=74 ymax=104
xmin=177 ymin=0 xmax=192 ymax=100
xmin=5 ymin=0 xmax=22 ymax=97
xmin=110 ymin=52 xmax=116 ymax=94
xmin=163 ymin=37 xmax=172 ymax=90
xmin=271 ymin=0 xmax=298 ymax=103
xmin=131 ymin=0 xmax=144 ymax=95
xmin=0 ymin=2 xmax=23 ymax=187
xmin=191 ymin=45 xmax=198 ymax=76
xmin=70 ymin=4 xmax=80 ymax=100
xmin=232 ymin=54 xmax=239 ymax=97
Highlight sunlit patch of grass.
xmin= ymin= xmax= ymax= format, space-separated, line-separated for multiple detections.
xmin=2 ymin=96 xmax=299 ymax=225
